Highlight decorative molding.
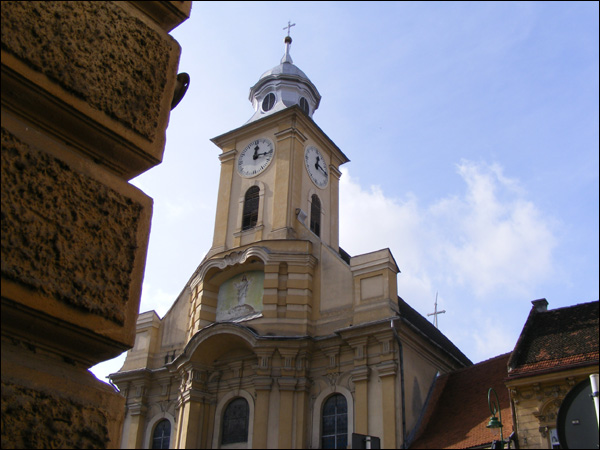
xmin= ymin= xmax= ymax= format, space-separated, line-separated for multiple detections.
xmin=376 ymin=360 xmax=397 ymax=378
xmin=191 ymin=246 xmax=271 ymax=288
xmin=351 ymin=365 xmax=370 ymax=383
xmin=326 ymin=372 xmax=340 ymax=386
xmin=218 ymin=149 xmax=237 ymax=163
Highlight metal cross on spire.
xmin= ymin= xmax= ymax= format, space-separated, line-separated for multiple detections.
xmin=427 ymin=292 xmax=446 ymax=329
xmin=283 ymin=20 xmax=296 ymax=37
xmin=281 ymin=21 xmax=296 ymax=64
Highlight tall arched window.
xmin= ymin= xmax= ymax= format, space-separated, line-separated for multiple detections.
xmin=221 ymin=397 xmax=249 ymax=445
xmin=152 ymin=419 xmax=171 ymax=449
xmin=310 ymin=194 xmax=321 ymax=237
xmin=322 ymin=394 xmax=348 ymax=449
xmin=242 ymin=186 xmax=260 ymax=230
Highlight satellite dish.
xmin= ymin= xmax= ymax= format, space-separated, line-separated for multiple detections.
xmin=556 ymin=378 xmax=599 ymax=449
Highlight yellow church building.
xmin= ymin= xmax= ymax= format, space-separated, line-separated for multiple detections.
xmin=111 ymin=33 xmax=471 ymax=449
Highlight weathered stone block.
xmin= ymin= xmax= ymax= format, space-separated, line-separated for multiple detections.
xmin=1 ymin=1 xmax=184 ymax=179
xmin=1 ymin=336 xmax=125 ymax=449
xmin=1 ymin=119 xmax=152 ymax=364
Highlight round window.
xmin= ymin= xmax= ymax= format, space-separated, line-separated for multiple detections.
xmin=262 ymin=93 xmax=276 ymax=112
xmin=299 ymin=97 xmax=309 ymax=115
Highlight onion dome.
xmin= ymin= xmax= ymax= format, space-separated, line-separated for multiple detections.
xmin=247 ymin=34 xmax=321 ymax=123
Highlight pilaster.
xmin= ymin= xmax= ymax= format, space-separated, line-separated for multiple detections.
xmin=253 ymin=376 xmax=274 ymax=449
xmin=329 ymin=164 xmax=342 ymax=252
xmin=176 ymin=365 xmax=213 ymax=449
xmin=126 ymin=403 xmax=148 ymax=449
xmin=294 ymin=377 xmax=312 ymax=449
xmin=352 ymin=365 xmax=370 ymax=435
xmin=211 ymin=149 xmax=237 ymax=253
xmin=277 ymin=377 xmax=298 ymax=449
xmin=269 ymin=127 xmax=295 ymax=239
xmin=377 ymin=361 xmax=398 ymax=449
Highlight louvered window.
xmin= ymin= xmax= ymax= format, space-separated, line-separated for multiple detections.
xmin=242 ymin=186 xmax=260 ymax=230
xmin=300 ymin=97 xmax=310 ymax=115
xmin=310 ymin=194 xmax=321 ymax=237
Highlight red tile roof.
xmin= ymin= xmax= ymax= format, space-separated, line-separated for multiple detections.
xmin=410 ymin=353 xmax=513 ymax=449
xmin=508 ymin=300 xmax=599 ymax=378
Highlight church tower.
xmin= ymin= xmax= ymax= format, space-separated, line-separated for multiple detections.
xmin=192 ymin=31 xmax=354 ymax=341
xmin=111 ymin=29 xmax=471 ymax=450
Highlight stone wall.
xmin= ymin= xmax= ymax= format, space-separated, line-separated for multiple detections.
xmin=1 ymin=1 xmax=191 ymax=448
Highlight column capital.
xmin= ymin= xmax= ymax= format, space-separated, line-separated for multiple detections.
xmin=253 ymin=376 xmax=274 ymax=391
xmin=180 ymin=389 xmax=211 ymax=404
xmin=351 ymin=365 xmax=370 ymax=383
xmin=277 ymin=377 xmax=298 ymax=391
xmin=376 ymin=360 xmax=397 ymax=378
xmin=127 ymin=402 xmax=147 ymax=416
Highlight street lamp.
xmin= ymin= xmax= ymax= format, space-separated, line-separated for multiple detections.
xmin=486 ymin=387 xmax=505 ymax=449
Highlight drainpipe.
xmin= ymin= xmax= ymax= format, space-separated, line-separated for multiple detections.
xmin=391 ymin=317 xmax=407 ymax=448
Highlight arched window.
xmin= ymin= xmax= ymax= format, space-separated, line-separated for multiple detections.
xmin=221 ymin=397 xmax=249 ymax=445
xmin=321 ymin=394 xmax=348 ymax=449
xmin=310 ymin=194 xmax=321 ymax=237
xmin=242 ymin=186 xmax=260 ymax=231
xmin=299 ymin=97 xmax=310 ymax=115
xmin=152 ymin=419 xmax=171 ymax=449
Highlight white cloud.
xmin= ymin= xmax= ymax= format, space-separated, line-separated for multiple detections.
xmin=340 ymin=170 xmax=424 ymax=266
xmin=340 ymin=160 xmax=557 ymax=307
xmin=469 ymin=313 xmax=522 ymax=362
xmin=139 ymin=283 xmax=178 ymax=318
xmin=432 ymin=160 xmax=557 ymax=298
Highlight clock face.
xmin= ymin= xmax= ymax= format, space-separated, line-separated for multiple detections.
xmin=305 ymin=146 xmax=328 ymax=188
xmin=237 ymin=138 xmax=275 ymax=178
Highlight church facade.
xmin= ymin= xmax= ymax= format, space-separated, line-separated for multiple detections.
xmin=111 ymin=34 xmax=471 ymax=449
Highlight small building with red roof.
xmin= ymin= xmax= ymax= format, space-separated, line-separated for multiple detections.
xmin=408 ymin=299 xmax=598 ymax=449
xmin=505 ymin=299 xmax=599 ymax=449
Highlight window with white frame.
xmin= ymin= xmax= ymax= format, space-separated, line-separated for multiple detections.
xmin=321 ymin=394 xmax=348 ymax=449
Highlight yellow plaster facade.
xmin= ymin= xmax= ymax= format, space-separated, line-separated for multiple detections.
xmin=111 ymin=44 xmax=470 ymax=449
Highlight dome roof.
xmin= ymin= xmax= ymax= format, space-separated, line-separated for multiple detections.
xmin=247 ymin=36 xmax=321 ymax=123
xmin=258 ymin=60 xmax=310 ymax=81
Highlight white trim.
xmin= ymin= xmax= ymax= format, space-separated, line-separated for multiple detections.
xmin=212 ymin=390 xmax=255 ymax=449
xmin=311 ymin=386 xmax=354 ymax=449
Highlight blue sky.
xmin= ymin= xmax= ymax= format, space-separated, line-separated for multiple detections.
xmin=90 ymin=1 xmax=599 ymax=383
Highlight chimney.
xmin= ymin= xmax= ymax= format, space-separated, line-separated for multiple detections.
xmin=531 ymin=298 xmax=548 ymax=313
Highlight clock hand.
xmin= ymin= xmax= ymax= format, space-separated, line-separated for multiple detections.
xmin=314 ymin=157 xmax=327 ymax=176
xmin=256 ymin=150 xmax=273 ymax=158
xmin=253 ymin=145 xmax=260 ymax=160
